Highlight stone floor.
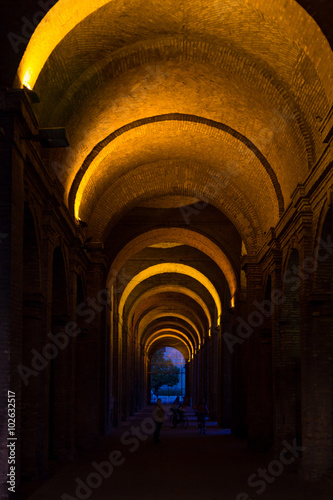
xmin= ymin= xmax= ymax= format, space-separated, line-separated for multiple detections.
xmin=21 ymin=406 xmax=333 ymax=500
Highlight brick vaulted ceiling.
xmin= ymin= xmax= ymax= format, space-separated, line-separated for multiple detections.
xmin=12 ymin=0 xmax=333 ymax=253
xmin=7 ymin=0 xmax=333 ymax=350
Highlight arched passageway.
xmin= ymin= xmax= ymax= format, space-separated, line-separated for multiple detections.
xmin=1 ymin=1 xmax=333 ymax=498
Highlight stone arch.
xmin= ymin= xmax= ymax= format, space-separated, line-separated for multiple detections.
xmin=147 ymin=333 xmax=192 ymax=362
xmin=307 ymin=201 xmax=333 ymax=477
xmin=141 ymin=316 xmax=200 ymax=351
xmin=127 ymin=289 xmax=211 ymax=341
xmin=139 ymin=311 xmax=202 ymax=349
xmin=314 ymin=203 xmax=333 ymax=293
xmin=147 ymin=342 xmax=190 ymax=400
xmin=278 ymin=249 xmax=302 ymax=447
xmin=81 ymin=167 xmax=263 ymax=253
xmin=70 ymin=114 xmax=284 ymax=218
xmin=127 ymin=285 xmax=212 ymax=333
xmin=107 ymin=227 xmax=238 ymax=301
xmin=117 ymin=263 xmax=222 ymax=326
xmin=16 ymin=0 xmax=333 ymax=104
xmin=41 ymin=42 xmax=314 ymax=172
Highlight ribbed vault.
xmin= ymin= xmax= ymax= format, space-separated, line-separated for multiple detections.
xmin=147 ymin=334 xmax=191 ymax=361
xmin=127 ymin=286 xmax=212 ymax=331
xmin=131 ymin=300 xmax=204 ymax=338
xmin=15 ymin=0 xmax=333 ymax=259
xmin=142 ymin=318 xmax=200 ymax=351
xmin=14 ymin=0 xmax=333 ymax=399
xmin=108 ymin=228 xmax=237 ymax=298
xmin=118 ymin=263 xmax=222 ymax=324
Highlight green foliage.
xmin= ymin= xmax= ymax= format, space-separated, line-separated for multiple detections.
xmin=151 ymin=348 xmax=180 ymax=397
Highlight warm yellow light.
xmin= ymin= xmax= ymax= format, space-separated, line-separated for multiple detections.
xmin=16 ymin=0 xmax=110 ymax=89
xmin=74 ymin=138 xmax=120 ymax=220
xmin=138 ymin=311 xmax=201 ymax=348
xmin=16 ymin=0 xmax=331 ymax=108
xmin=108 ymin=228 xmax=237 ymax=299
xmin=126 ymin=285 xmax=212 ymax=335
xmin=146 ymin=328 xmax=194 ymax=357
xmin=22 ymin=69 xmax=32 ymax=89
xmin=146 ymin=334 xmax=191 ymax=362
xmin=118 ymin=263 xmax=222 ymax=323
xmin=149 ymin=242 xmax=182 ymax=249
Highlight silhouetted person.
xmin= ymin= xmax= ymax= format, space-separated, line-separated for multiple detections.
xmin=194 ymin=399 xmax=209 ymax=434
xmin=170 ymin=396 xmax=185 ymax=426
xmin=170 ymin=396 xmax=179 ymax=424
xmin=152 ymin=398 xmax=165 ymax=443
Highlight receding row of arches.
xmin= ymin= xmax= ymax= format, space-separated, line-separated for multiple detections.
xmin=1 ymin=2 xmax=332 ymax=495
xmin=19 ymin=198 xmax=333 ymax=484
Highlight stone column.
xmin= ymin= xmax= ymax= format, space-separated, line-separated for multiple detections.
xmin=20 ymin=293 xmax=44 ymax=480
xmin=77 ymin=246 xmax=107 ymax=445
xmin=230 ymin=298 xmax=247 ymax=438
xmin=139 ymin=343 xmax=145 ymax=409
xmin=185 ymin=361 xmax=191 ymax=406
xmin=39 ymin=224 xmax=55 ymax=476
xmin=121 ymin=326 xmax=129 ymax=420
xmin=112 ymin=309 xmax=121 ymax=426
xmin=269 ymin=238 xmax=285 ymax=457
xmin=301 ymin=295 xmax=333 ymax=479
xmin=219 ymin=317 xmax=233 ymax=429
xmin=0 ymin=90 xmax=35 ymax=498
xmin=243 ymin=259 xmax=273 ymax=450
xmin=295 ymin=194 xmax=333 ymax=479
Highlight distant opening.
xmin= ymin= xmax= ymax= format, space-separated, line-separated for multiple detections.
xmin=150 ymin=347 xmax=186 ymax=403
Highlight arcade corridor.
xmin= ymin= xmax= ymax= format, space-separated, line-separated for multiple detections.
xmin=0 ymin=1 xmax=333 ymax=499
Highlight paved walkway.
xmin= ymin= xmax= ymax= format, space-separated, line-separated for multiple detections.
xmin=21 ymin=406 xmax=333 ymax=500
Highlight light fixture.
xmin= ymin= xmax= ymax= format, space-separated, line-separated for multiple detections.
xmin=78 ymin=219 xmax=88 ymax=229
xmin=23 ymin=85 xmax=40 ymax=104
xmin=38 ymin=128 xmax=69 ymax=148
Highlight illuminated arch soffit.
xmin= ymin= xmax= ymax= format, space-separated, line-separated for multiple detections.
xmin=127 ymin=285 xmax=212 ymax=332
xmin=108 ymin=228 xmax=237 ymax=300
xmin=117 ymin=263 xmax=222 ymax=327
xmin=146 ymin=329 xmax=194 ymax=358
xmin=140 ymin=312 xmax=202 ymax=348
xmin=147 ymin=334 xmax=192 ymax=362
xmin=16 ymin=0 xmax=331 ymax=101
